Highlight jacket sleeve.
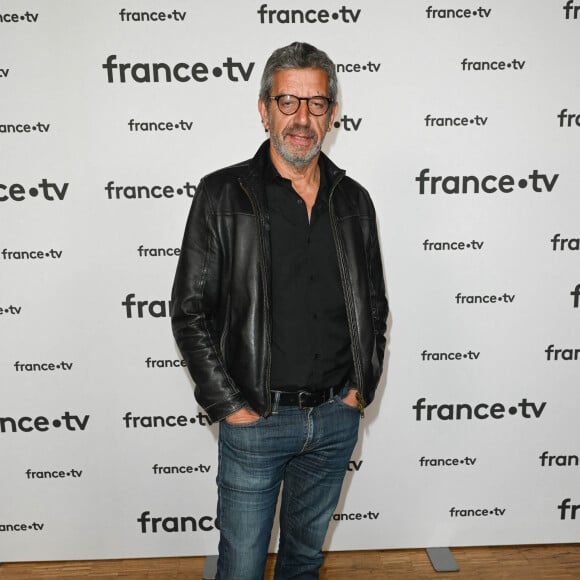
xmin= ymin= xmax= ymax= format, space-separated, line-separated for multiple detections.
xmin=367 ymin=201 xmax=388 ymax=383
xmin=348 ymin=194 xmax=389 ymax=405
xmin=170 ymin=179 xmax=247 ymax=423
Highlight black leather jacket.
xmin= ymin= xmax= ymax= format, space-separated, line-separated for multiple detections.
xmin=171 ymin=141 xmax=388 ymax=423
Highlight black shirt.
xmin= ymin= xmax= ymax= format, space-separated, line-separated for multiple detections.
xmin=265 ymin=157 xmax=353 ymax=392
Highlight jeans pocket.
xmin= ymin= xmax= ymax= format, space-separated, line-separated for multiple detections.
xmin=333 ymin=394 xmax=361 ymax=412
xmin=223 ymin=416 xmax=264 ymax=428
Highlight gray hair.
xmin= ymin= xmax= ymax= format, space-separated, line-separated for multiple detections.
xmin=259 ymin=42 xmax=338 ymax=102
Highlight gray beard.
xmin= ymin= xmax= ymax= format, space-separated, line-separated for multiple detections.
xmin=271 ymin=133 xmax=321 ymax=167
xmin=267 ymin=112 xmax=325 ymax=167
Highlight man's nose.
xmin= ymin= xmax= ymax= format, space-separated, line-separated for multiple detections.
xmin=294 ymin=99 xmax=311 ymax=122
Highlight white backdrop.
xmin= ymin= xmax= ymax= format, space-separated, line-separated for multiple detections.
xmin=1 ymin=0 xmax=579 ymax=562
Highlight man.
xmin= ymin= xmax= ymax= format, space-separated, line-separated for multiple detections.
xmin=171 ymin=41 xmax=388 ymax=580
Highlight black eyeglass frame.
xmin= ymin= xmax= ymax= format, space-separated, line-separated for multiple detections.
xmin=268 ymin=94 xmax=334 ymax=116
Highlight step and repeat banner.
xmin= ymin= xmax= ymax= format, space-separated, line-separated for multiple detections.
xmin=1 ymin=0 xmax=579 ymax=563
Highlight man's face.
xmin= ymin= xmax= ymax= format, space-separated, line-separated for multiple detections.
xmin=259 ymin=67 xmax=338 ymax=168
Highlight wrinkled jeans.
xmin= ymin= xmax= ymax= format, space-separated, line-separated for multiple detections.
xmin=215 ymin=388 xmax=360 ymax=580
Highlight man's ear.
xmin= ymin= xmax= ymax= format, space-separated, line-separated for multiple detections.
xmin=327 ymin=101 xmax=339 ymax=132
xmin=258 ymin=98 xmax=269 ymax=131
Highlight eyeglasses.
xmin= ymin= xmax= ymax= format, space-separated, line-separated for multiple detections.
xmin=268 ymin=94 xmax=333 ymax=116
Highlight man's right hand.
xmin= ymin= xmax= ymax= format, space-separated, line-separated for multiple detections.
xmin=225 ymin=407 xmax=261 ymax=424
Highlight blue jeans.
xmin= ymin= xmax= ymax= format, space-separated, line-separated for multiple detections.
xmin=215 ymin=388 xmax=360 ymax=580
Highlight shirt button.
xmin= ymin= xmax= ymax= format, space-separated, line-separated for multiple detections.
xmin=297 ymin=199 xmax=303 ymax=204
xmin=313 ymin=353 xmax=320 ymax=359
xmin=313 ymin=313 xmax=318 ymax=320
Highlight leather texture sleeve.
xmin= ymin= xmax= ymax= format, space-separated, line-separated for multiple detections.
xmin=170 ymin=179 xmax=247 ymax=423
xmin=367 ymin=201 xmax=388 ymax=389
xmin=343 ymin=187 xmax=388 ymax=405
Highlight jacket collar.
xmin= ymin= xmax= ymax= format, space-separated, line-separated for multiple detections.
xmin=240 ymin=140 xmax=346 ymax=214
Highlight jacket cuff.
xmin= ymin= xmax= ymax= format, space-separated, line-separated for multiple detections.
xmin=202 ymin=392 xmax=248 ymax=424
